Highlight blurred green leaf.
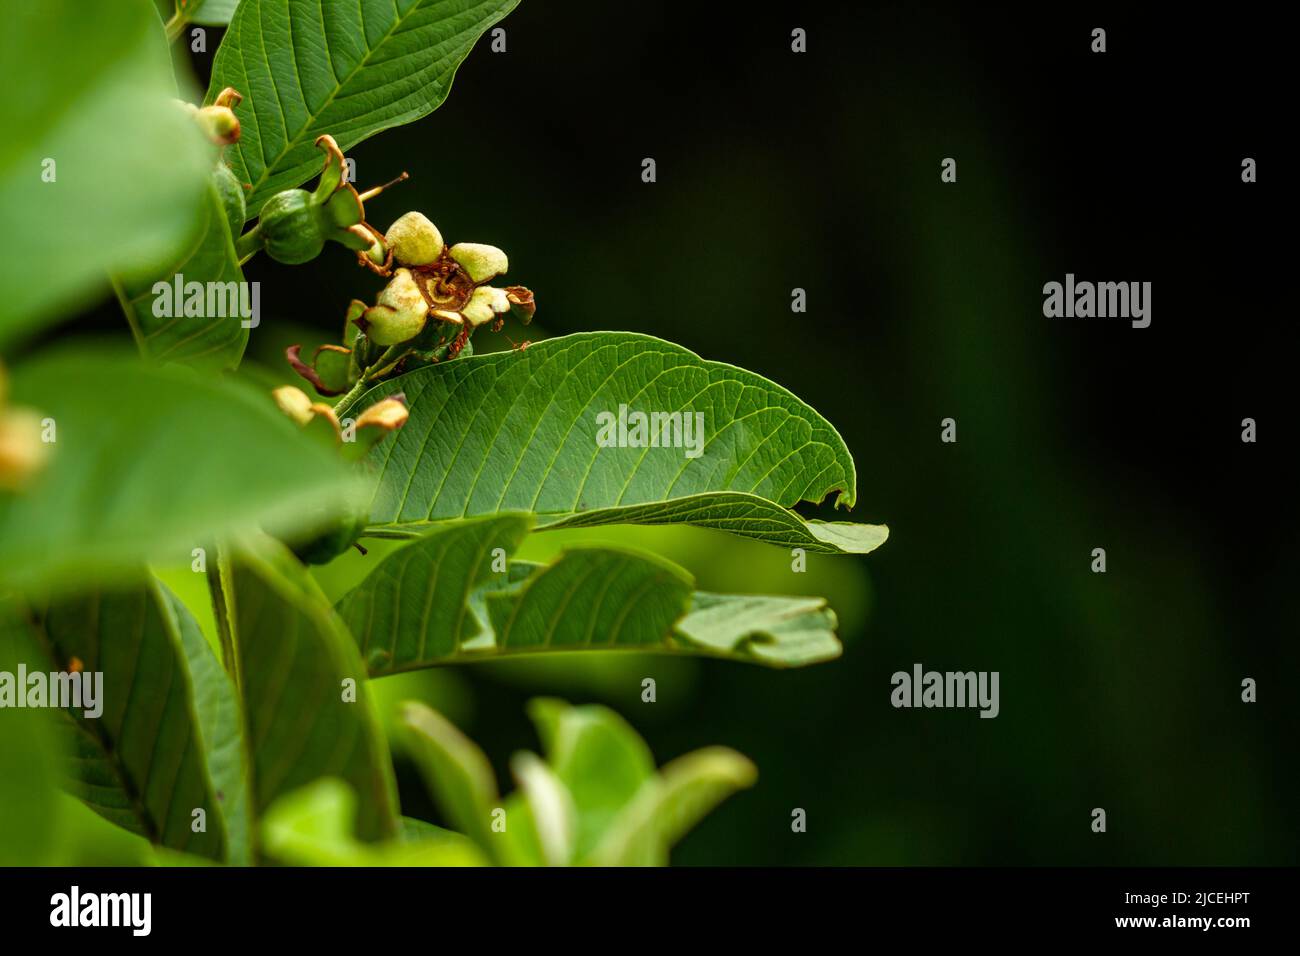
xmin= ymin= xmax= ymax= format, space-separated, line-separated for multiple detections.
xmin=261 ymin=778 xmax=486 ymax=866
xmin=0 ymin=599 xmax=64 ymax=865
xmin=587 ymin=746 xmax=757 ymax=866
xmin=508 ymin=751 xmax=577 ymax=866
xmin=22 ymin=581 xmax=233 ymax=861
xmin=338 ymin=515 xmax=843 ymax=670
xmin=402 ymin=698 xmax=755 ymax=866
xmin=0 ymin=349 xmax=356 ymax=594
xmin=0 ymin=0 xmax=211 ymax=346
xmin=357 ymin=333 xmax=882 ymax=551
xmin=400 ymin=702 xmax=563 ymax=866
xmin=399 ymin=701 xmax=501 ymax=859
xmin=230 ymin=536 xmax=399 ymax=847
xmin=115 ymin=177 xmax=250 ymax=372
xmin=526 ymin=698 xmax=654 ymax=859
xmin=206 ymin=0 xmax=520 ymax=214
xmin=164 ymin=584 xmax=252 ymax=864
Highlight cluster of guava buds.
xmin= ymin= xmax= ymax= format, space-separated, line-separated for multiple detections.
xmin=361 ymin=212 xmax=536 ymax=343
xmin=0 ymin=364 xmax=50 ymax=493
xmin=286 ymin=211 xmax=536 ymax=397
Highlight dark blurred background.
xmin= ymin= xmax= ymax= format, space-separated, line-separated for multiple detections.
xmin=66 ymin=1 xmax=1294 ymax=864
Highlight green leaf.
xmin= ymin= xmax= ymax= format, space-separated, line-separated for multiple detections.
xmin=0 ymin=601 xmax=64 ymax=865
xmin=526 ymin=698 xmax=654 ymax=859
xmin=0 ymin=348 xmax=357 ymax=595
xmin=398 ymin=815 xmax=459 ymax=842
xmin=337 ymin=515 xmax=842 ymax=670
xmin=676 ymin=593 xmax=844 ymax=667
xmin=399 ymin=703 xmax=554 ymax=867
xmin=508 ymin=751 xmax=577 ymax=866
xmin=115 ymin=177 xmax=250 ymax=372
xmin=162 ymin=585 xmax=252 ymax=865
xmin=22 ymin=581 xmax=233 ymax=862
xmin=357 ymin=333 xmax=885 ymax=552
xmin=261 ymin=778 xmax=486 ymax=865
xmin=0 ymin=0 xmax=211 ymax=346
xmin=586 ymin=747 xmax=757 ymax=866
xmin=401 ymin=698 xmax=756 ymax=867
xmin=207 ymin=0 xmax=520 ymax=214
xmin=398 ymin=701 xmax=501 ymax=859
xmin=539 ymin=491 xmax=888 ymax=555
xmin=229 ymin=536 xmax=399 ymax=847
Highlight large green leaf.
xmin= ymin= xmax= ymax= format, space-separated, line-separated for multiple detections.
xmin=337 ymin=515 xmax=842 ymax=670
xmin=115 ymin=178 xmax=249 ymax=372
xmin=229 ymin=536 xmax=399 ymax=847
xmin=356 ymin=333 xmax=885 ymax=552
xmin=0 ymin=0 xmax=211 ymax=346
xmin=20 ymin=582 xmax=233 ymax=862
xmin=206 ymin=0 xmax=520 ymax=213
xmin=0 ymin=349 xmax=356 ymax=594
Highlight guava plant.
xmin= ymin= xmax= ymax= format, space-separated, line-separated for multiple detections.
xmin=0 ymin=0 xmax=887 ymax=866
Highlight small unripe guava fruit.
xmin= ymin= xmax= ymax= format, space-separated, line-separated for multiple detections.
xmin=259 ymin=189 xmax=325 ymax=264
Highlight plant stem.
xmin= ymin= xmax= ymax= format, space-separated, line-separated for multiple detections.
xmin=331 ymin=377 xmax=371 ymax=421
xmin=234 ymin=224 xmax=262 ymax=262
xmin=205 ymin=545 xmax=240 ymax=690
xmin=334 ymin=344 xmax=405 ymax=419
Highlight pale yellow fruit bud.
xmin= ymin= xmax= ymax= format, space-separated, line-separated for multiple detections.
xmin=0 ymin=409 xmax=51 ymax=492
xmin=364 ymin=268 xmax=429 ymax=345
xmin=448 ymin=242 xmax=508 ymax=283
xmin=273 ymin=386 xmax=315 ymax=425
xmin=197 ymin=105 xmax=240 ymax=145
xmin=385 ymin=211 xmax=444 ymax=267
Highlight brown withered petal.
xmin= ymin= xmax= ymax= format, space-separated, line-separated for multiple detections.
xmin=286 ymin=344 xmax=351 ymax=397
xmin=213 ymin=87 xmax=243 ymax=110
xmin=505 ymin=285 xmax=536 ymax=323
